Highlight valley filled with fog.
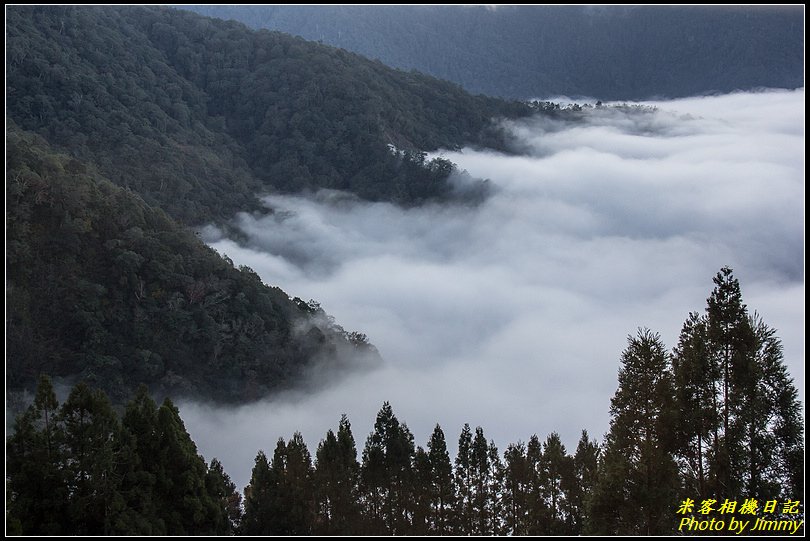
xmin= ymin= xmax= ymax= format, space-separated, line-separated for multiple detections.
xmin=184 ymin=90 xmax=804 ymax=491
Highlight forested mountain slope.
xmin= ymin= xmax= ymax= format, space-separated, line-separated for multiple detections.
xmin=7 ymin=6 xmax=531 ymax=224
xmin=187 ymin=5 xmax=805 ymax=100
xmin=7 ymin=127 xmax=377 ymax=403
xmin=6 ymin=6 xmax=534 ymax=403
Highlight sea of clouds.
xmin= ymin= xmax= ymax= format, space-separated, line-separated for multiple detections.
xmin=183 ymin=89 xmax=804 ymax=491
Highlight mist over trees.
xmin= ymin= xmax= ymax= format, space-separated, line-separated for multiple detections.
xmin=7 ymin=126 xmax=378 ymax=404
xmin=4 ymin=5 xmax=803 ymax=536
xmin=5 ymin=5 xmax=534 ymax=404
xmin=8 ymin=269 xmax=803 ymax=535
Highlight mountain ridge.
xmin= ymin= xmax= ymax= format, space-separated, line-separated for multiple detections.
xmin=7 ymin=6 xmax=532 ymax=226
xmin=7 ymin=124 xmax=380 ymax=404
xmin=185 ymin=5 xmax=805 ymax=100
xmin=6 ymin=5 xmax=538 ymax=403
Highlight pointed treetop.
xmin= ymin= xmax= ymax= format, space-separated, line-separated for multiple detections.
xmin=707 ymin=266 xmax=747 ymax=324
xmin=34 ymin=374 xmax=59 ymax=413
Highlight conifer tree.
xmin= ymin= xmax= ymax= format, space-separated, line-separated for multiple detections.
xmin=502 ymin=441 xmax=530 ymax=535
xmin=205 ymin=458 xmax=242 ymax=534
xmin=524 ymin=434 xmax=546 ymax=534
xmin=360 ymin=402 xmax=415 ymax=534
xmin=244 ymin=451 xmax=273 ymax=534
xmin=488 ymin=440 xmax=506 ymax=535
xmin=119 ymin=385 xmax=164 ymax=534
xmin=270 ymin=432 xmax=315 ymax=535
xmin=242 ymin=450 xmax=275 ymax=535
xmin=737 ymin=314 xmax=804 ymax=500
xmin=453 ymin=423 xmax=474 ymax=535
xmin=426 ymin=424 xmax=456 ymax=534
xmin=588 ymin=329 xmax=679 ymax=535
xmin=469 ymin=426 xmax=500 ymax=534
xmin=672 ymin=312 xmax=717 ymax=499
xmin=6 ymin=375 xmax=68 ymax=534
xmin=59 ymin=382 xmax=125 ymax=535
xmin=314 ymin=415 xmax=361 ymax=534
xmin=152 ymin=398 xmax=220 ymax=534
xmin=673 ymin=268 xmax=804 ymax=502
xmin=411 ymin=446 xmax=433 ymax=535
xmin=567 ymin=430 xmax=599 ymax=534
xmin=705 ymin=266 xmax=756 ymax=497
xmin=540 ymin=432 xmax=571 ymax=533
xmin=488 ymin=440 xmax=505 ymax=535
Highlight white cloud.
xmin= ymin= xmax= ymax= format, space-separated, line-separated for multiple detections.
xmin=185 ymin=89 xmax=804 ymax=492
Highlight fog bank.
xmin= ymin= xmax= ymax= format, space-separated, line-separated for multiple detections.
xmin=182 ymin=90 xmax=804 ymax=492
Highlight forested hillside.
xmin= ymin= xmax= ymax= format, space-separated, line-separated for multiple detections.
xmin=5 ymin=7 xmax=803 ymax=536
xmin=6 ymin=5 xmax=533 ymax=403
xmin=7 ymin=270 xmax=803 ymax=535
xmin=7 ymin=126 xmax=377 ymax=404
xmin=188 ymin=5 xmax=805 ymax=100
xmin=7 ymin=6 xmax=531 ymax=224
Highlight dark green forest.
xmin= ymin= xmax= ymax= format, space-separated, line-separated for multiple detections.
xmin=7 ymin=270 xmax=803 ymax=535
xmin=7 ymin=6 xmax=531 ymax=224
xmin=7 ymin=378 xmax=241 ymax=535
xmin=187 ymin=5 xmax=805 ymax=101
xmin=6 ymin=5 xmax=534 ymax=403
xmin=7 ymin=126 xmax=378 ymax=404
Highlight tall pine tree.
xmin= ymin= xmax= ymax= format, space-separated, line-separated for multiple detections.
xmin=314 ymin=415 xmax=361 ymax=534
xmin=672 ymin=312 xmax=717 ymax=500
xmin=567 ymin=430 xmax=599 ymax=534
xmin=241 ymin=450 xmax=276 ymax=535
xmin=673 ymin=268 xmax=803 ymax=502
xmin=205 ymin=458 xmax=242 ymax=534
xmin=360 ymin=402 xmax=415 ymax=534
xmin=427 ymin=424 xmax=456 ymax=534
xmin=453 ymin=423 xmax=474 ymax=535
xmin=411 ymin=446 xmax=433 ymax=535
xmin=525 ymin=434 xmax=546 ymax=535
xmin=269 ymin=433 xmax=315 ymax=535
xmin=468 ymin=426 xmax=501 ymax=535
xmin=59 ymin=383 xmax=125 ymax=535
xmin=588 ymin=329 xmax=679 ymax=535
xmin=705 ymin=266 xmax=756 ymax=497
xmin=540 ymin=432 xmax=570 ymax=533
xmin=151 ymin=398 xmax=221 ymax=534
xmin=736 ymin=313 xmax=803 ymax=500
xmin=119 ymin=385 xmax=164 ymax=534
xmin=6 ymin=375 xmax=68 ymax=534
xmin=502 ymin=441 xmax=530 ymax=535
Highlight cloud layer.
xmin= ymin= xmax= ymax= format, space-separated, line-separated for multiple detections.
xmin=183 ymin=89 xmax=804 ymax=492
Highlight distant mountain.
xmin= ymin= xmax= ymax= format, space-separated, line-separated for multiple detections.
xmin=7 ymin=6 xmax=535 ymax=404
xmin=186 ymin=5 xmax=805 ymax=100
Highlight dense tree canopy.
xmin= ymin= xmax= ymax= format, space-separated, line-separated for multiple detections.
xmin=7 ymin=379 xmax=239 ymax=535
xmin=6 ymin=5 xmax=533 ymax=405
xmin=7 ymin=126 xmax=378 ymax=403
xmin=6 ymin=6 xmax=532 ymax=225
